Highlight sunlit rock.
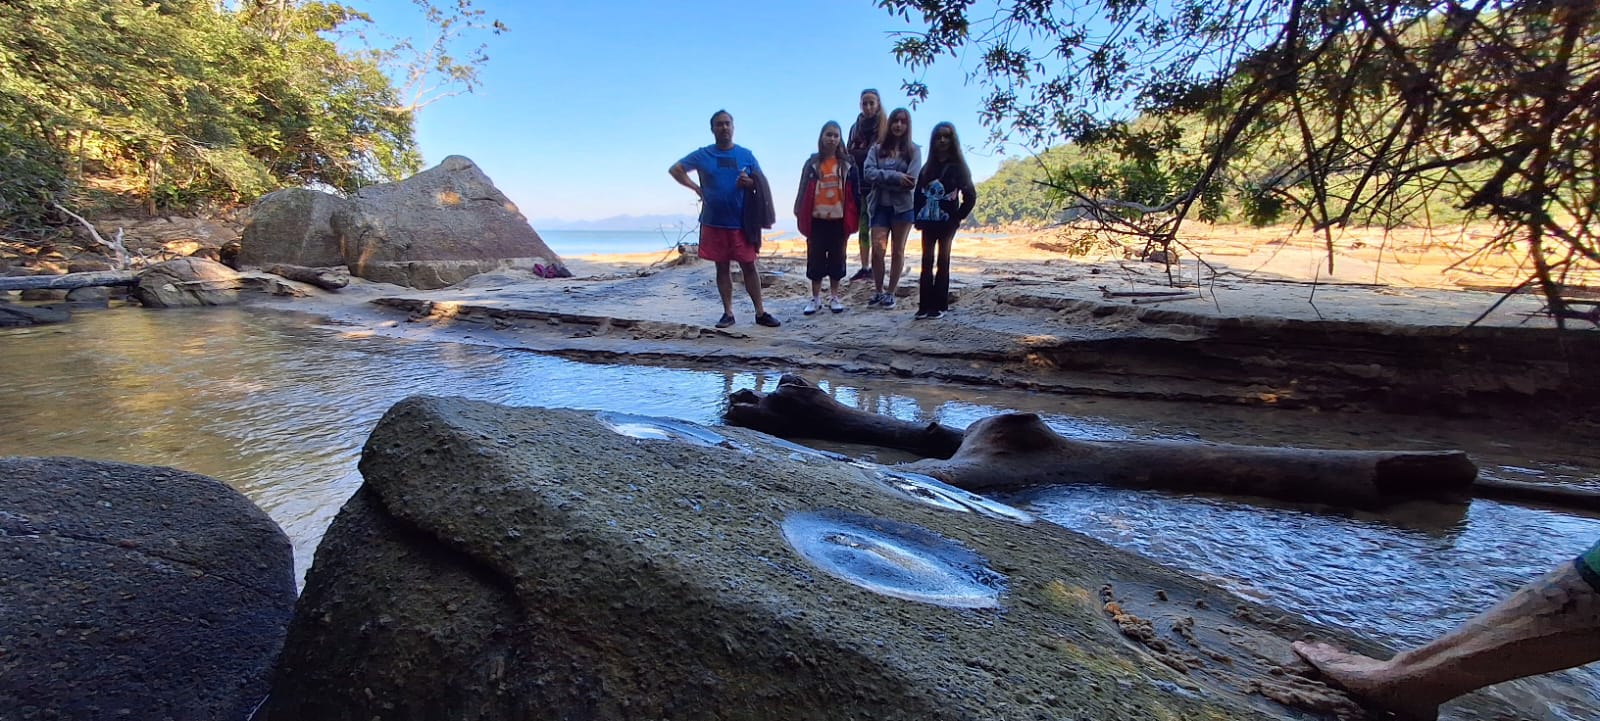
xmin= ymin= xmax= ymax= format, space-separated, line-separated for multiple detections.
xmin=239 ymin=188 xmax=349 ymax=269
xmin=333 ymin=155 xmax=562 ymax=290
xmin=133 ymin=257 xmax=241 ymax=307
xmin=263 ymin=396 xmax=1438 ymax=721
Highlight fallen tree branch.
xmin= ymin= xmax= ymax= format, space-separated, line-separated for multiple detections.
xmin=726 ymin=375 xmax=1481 ymax=509
xmin=1130 ymin=293 xmax=1202 ymax=304
xmin=50 ymin=202 xmax=128 ymax=270
xmin=0 ymin=270 xmax=138 ymax=291
xmin=726 ymin=374 xmax=963 ymax=459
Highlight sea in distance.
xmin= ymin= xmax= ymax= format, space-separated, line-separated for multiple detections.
xmin=539 ymin=228 xmax=1014 ymax=258
xmin=540 ymin=228 xmax=799 ymax=258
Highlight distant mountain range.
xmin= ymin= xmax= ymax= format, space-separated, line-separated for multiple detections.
xmin=532 ymin=213 xmax=797 ymax=233
xmin=530 ymin=214 xmax=699 ymax=231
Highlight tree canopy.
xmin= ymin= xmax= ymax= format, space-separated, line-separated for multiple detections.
xmin=0 ymin=0 xmax=502 ymax=241
xmin=879 ymin=0 xmax=1599 ymax=319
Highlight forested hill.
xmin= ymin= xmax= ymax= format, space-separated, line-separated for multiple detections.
xmin=968 ymin=147 xmax=1077 ymax=229
xmin=969 ymin=126 xmax=1481 ymax=231
xmin=0 ymin=1 xmax=495 ymax=242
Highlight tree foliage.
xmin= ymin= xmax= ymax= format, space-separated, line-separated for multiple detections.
xmin=880 ymin=0 xmax=1600 ymax=320
xmin=0 ymin=0 xmax=503 ymax=241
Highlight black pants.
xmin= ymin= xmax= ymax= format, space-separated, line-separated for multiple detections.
xmin=918 ymin=222 xmax=957 ymax=313
xmin=805 ymin=217 xmax=847 ymax=281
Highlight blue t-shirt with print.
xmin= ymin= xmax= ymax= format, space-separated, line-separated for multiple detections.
xmin=678 ymin=144 xmax=761 ymax=229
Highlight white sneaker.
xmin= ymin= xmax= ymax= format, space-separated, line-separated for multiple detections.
xmin=803 ymin=298 xmax=820 ymax=315
xmin=828 ymin=296 xmax=845 ymax=313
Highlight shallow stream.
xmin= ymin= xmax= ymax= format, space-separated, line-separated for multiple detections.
xmin=4 ymin=306 xmax=1598 ymax=720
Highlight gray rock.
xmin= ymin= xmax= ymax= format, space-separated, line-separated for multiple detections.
xmin=333 ymin=155 xmax=561 ymax=289
xmin=133 ymin=257 xmax=242 ymax=308
xmin=0 ymin=303 xmax=69 ymax=326
xmin=18 ymin=288 xmax=66 ymax=301
xmin=65 ymin=286 xmax=109 ymax=308
xmin=67 ymin=255 xmax=115 ymax=273
xmin=239 ymin=188 xmax=350 ymax=268
xmin=264 ymin=397 xmax=1394 ymax=721
xmin=0 ymin=457 xmax=295 ymax=721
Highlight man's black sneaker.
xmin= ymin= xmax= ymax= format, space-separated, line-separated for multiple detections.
xmin=714 ymin=313 xmax=735 ymax=329
xmin=755 ymin=313 xmax=782 ymax=328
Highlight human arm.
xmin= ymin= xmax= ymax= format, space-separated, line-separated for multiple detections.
xmin=862 ymin=146 xmax=887 ymax=186
xmin=1293 ymin=554 xmax=1600 ymax=720
xmin=901 ymin=144 xmax=922 ymax=188
xmin=669 ymin=163 xmax=701 ymax=199
xmin=956 ymin=166 xmax=977 ymax=221
xmin=793 ymin=160 xmax=811 ymax=218
xmin=736 ymin=153 xmax=761 ymax=190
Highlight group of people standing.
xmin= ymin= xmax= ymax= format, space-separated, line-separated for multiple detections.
xmin=669 ymin=89 xmax=976 ymax=329
xmin=669 ymin=103 xmax=1600 ymax=721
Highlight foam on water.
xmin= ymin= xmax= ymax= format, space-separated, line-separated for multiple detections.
xmin=781 ymin=510 xmax=1005 ymax=608
xmin=594 ymin=411 xmax=744 ymax=450
xmin=757 ymin=435 xmax=854 ymax=462
xmin=860 ymin=464 xmax=1035 ymax=524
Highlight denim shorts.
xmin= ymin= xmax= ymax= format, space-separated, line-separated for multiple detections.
xmin=869 ymin=205 xmax=914 ymax=229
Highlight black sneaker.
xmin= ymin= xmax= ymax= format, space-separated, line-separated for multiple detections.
xmin=714 ymin=313 xmax=735 ymax=329
xmin=914 ymin=311 xmax=930 ymax=320
xmin=926 ymin=310 xmax=944 ymax=319
xmin=850 ymin=267 xmax=872 ymax=282
xmin=755 ymin=312 xmax=782 ymax=328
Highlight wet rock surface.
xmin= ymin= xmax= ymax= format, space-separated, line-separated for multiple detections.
xmin=264 ymin=397 xmax=1524 ymax=720
xmin=347 ymin=258 xmax=1600 ymax=422
xmin=0 ymin=456 xmax=296 ymax=721
xmin=0 ymin=301 xmax=69 ymax=326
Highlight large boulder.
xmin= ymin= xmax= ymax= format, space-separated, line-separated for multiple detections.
xmin=0 ymin=457 xmax=296 ymax=721
xmin=133 ymin=257 xmax=242 ymax=307
xmin=333 ymin=155 xmax=561 ymax=289
xmin=238 ymin=188 xmax=350 ymax=268
xmin=263 ymin=397 xmax=1474 ymax=721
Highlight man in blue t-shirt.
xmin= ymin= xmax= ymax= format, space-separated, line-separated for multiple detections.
xmin=669 ymin=110 xmax=781 ymax=329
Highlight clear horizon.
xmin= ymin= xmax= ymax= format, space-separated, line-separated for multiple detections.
xmin=366 ymin=0 xmax=1048 ymax=224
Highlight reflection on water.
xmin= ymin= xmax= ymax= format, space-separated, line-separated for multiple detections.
xmin=4 ymin=307 xmax=1599 ymax=720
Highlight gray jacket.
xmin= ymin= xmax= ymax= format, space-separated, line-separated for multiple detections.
xmin=862 ymin=142 xmax=922 ymax=213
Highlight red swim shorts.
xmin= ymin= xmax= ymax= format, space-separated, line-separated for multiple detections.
xmin=698 ymin=225 xmax=757 ymax=264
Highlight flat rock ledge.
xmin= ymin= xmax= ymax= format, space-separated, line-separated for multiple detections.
xmin=0 ymin=456 xmax=296 ymax=721
xmin=264 ymin=397 xmax=1523 ymax=720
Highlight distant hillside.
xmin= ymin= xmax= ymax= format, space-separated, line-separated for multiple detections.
xmin=969 ymin=146 xmax=1080 ymax=229
xmin=971 ymin=113 xmax=1481 ymax=231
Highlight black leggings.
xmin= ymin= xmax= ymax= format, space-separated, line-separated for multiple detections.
xmin=806 ymin=218 xmax=848 ymax=281
xmin=918 ymin=222 xmax=957 ymax=313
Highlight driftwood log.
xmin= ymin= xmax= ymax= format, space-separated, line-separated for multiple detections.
xmin=727 ymin=378 xmax=963 ymax=459
xmin=727 ymin=374 xmax=1480 ymax=509
xmin=51 ymin=202 xmax=130 ymax=269
xmin=0 ymin=271 xmax=138 ymax=292
xmin=263 ymin=264 xmax=349 ymax=291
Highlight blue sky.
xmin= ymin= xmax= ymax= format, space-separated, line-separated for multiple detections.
xmin=360 ymin=0 xmax=1046 ymax=227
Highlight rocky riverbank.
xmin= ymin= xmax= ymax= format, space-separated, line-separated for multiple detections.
xmin=250 ymin=230 xmax=1600 ymax=424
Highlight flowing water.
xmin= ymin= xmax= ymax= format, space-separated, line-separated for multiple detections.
xmin=4 ymin=306 xmax=1599 ymax=720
